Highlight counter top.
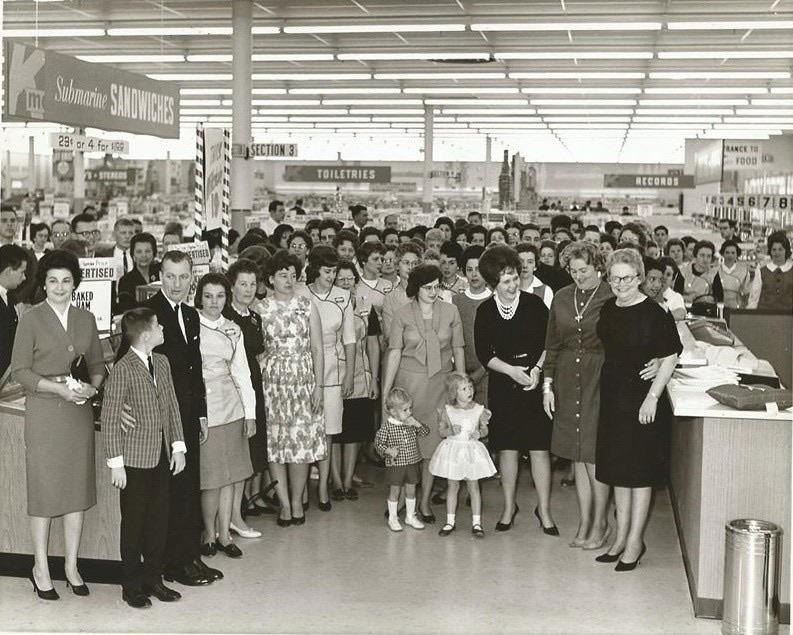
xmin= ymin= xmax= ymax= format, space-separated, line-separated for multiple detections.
xmin=667 ymin=380 xmax=793 ymax=421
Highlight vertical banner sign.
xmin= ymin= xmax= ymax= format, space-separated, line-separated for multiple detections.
xmin=75 ymin=258 xmax=116 ymax=332
xmin=221 ymin=129 xmax=231 ymax=269
xmin=203 ymin=127 xmax=225 ymax=232
xmin=194 ymin=124 xmax=205 ymax=240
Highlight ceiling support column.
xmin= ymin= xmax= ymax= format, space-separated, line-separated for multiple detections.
xmin=422 ymin=105 xmax=433 ymax=214
xmin=231 ymin=0 xmax=253 ymax=235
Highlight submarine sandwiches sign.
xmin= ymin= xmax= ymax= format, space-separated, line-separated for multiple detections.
xmin=3 ymin=41 xmax=180 ymax=139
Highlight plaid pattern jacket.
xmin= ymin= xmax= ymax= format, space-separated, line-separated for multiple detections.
xmin=374 ymin=416 xmax=429 ymax=467
xmin=102 ymin=351 xmax=185 ymax=469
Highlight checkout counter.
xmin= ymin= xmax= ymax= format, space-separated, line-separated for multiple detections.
xmin=668 ymin=318 xmax=791 ymax=623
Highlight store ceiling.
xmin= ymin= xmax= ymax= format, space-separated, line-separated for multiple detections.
xmin=2 ymin=0 xmax=793 ymax=146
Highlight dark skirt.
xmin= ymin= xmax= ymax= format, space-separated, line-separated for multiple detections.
xmin=335 ymin=398 xmax=374 ymax=444
xmin=248 ymin=397 xmax=268 ymax=472
xmin=488 ymin=373 xmax=551 ymax=452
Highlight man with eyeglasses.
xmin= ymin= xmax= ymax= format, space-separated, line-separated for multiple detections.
xmin=70 ymin=213 xmax=101 ymax=258
xmin=0 ymin=206 xmax=19 ymax=246
xmin=51 ymin=219 xmax=72 ymax=250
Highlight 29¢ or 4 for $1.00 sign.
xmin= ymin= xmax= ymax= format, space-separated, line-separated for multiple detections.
xmin=50 ymin=132 xmax=129 ymax=154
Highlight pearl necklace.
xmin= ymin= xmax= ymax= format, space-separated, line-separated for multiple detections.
xmin=573 ymin=281 xmax=601 ymax=323
xmin=495 ymin=292 xmax=519 ymax=320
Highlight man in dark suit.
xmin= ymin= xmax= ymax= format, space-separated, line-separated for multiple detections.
xmin=0 ymin=244 xmax=27 ymax=381
xmin=141 ymin=250 xmax=221 ymax=586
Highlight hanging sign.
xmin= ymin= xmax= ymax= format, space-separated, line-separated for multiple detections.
xmin=52 ymin=150 xmax=74 ymax=181
xmin=284 ymin=165 xmax=391 ymax=183
xmin=723 ymin=142 xmax=763 ymax=170
xmin=74 ymin=257 xmax=116 ymax=332
xmin=250 ymin=143 xmax=298 ymax=158
xmin=203 ymin=128 xmax=226 ymax=231
xmin=85 ymin=168 xmax=137 ymax=185
xmin=704 ymin=193 xmax=792 ymax=210
xmin=168 ymin=241 xmax=211 ymax=305
xmin=3 ymin=41 xmax=180 ymax=138
xmin=603 ymin=174 xmax=694 ymax=189
xmin=50 ymin=132 xmax=129 ymax=154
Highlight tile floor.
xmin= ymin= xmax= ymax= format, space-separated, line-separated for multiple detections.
xmin=0 ymin=467 xmax=786 ymax=634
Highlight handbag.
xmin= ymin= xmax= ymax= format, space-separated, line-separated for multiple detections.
xmin=706 ymin=383 xmax=792 ymax=411
xmin=688 ymin=319 xmax=735 ymax=347
xmin=691 ymin=294 xmax=718 ymax=318
xmin=70 ymin=354 xmax=103 ymax=419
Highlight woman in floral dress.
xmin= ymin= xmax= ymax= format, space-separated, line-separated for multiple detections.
xmin=257 ymin=250 xmax=325 ymax=526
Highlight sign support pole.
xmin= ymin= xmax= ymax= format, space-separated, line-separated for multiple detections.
xmin=221 ymin=129 xmax=231 ymax=269
xmin=231 ymin=0 xmax=252 ymax=236
xmin=422 ymin=105 xmax=433 ymax=214
xmin=73 ymin=127 xmax=85 ymax=215
xmin=194 ymin=124 xmax=205 ymax=241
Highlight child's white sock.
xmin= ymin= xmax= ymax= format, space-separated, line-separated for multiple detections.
xmin=387 ymin=499 xmax=399 ymax=519
xmin=447 ymin=513 xmax=456 ymax=526
xmin=472 ymin=514 xmax=481 ymax=526
xmin=405 ymin=497 xmax=417 ymax=518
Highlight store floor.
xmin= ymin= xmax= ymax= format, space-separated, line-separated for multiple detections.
xmin=0 ymin=466 xmax=784 ymax=635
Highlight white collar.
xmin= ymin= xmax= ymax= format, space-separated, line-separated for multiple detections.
xmin=464 ymin=287 xmax=491 ymax=300
xmin=0 ymin=283 xmax=8 ymax=303
xmin=45 ymin=298 xmax=70 ymax=320
xmin=163 ymin=294 xmax=183 ymax=309
xmin=129 ymin=346 xmax=150 ymax=364
xmin=114 ymin=245 xmax=128 ymax=255
xmin=231 ymin=303 xmax=250 ymax=317
xmin=767 ymin=260 xmax=793 ymax=273
xmin=199 ymin=312 xmax=225 ymax=328
xmin=522 ymin=276 xmax=543 ymax=290
xmin=720 ymin=262 xmax=739 ymax=274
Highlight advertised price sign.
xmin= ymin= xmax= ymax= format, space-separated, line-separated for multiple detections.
xmin=75 ymin=257 xmax=116 ymax=332
xmin=50 ymin=132 xmax=129 ymax=154
xmin=168 ymin=241 xmax=211 ymax=305
xmin=250 ymin=143 xmax=298 ymax=158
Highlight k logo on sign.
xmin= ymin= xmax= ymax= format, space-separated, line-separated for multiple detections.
xmin=7 ymin=43 xmax=46 ymax=119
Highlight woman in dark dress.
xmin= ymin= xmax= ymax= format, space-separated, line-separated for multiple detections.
xmin=475 ymin=246 xmax=556 ymax=534
xmin=116 ymin=232 xmax=160 ymax=313
xmin=595 ymin=248 xmax=681 ymax=570
xmin=223 ymin=258 xmax=270 ymax=529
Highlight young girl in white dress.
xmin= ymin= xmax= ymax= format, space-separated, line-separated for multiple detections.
xmin=429 ymin=373 xmax=496 ymax=538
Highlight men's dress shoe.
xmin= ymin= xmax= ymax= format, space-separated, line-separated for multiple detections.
xmin=216 ymin=542 xmax=243 ymax=559
xmin=163 ymin=565 xmax=212 ymax=586
xmin=192 ymin=558 xmax=224 ymax=581
xmin=122 ymin=590 xmax=152 ymax=609
xmin=200 ymin=542 xmax=217 ymax=557
xmin=142 ymin=582 xmax=181 ymax=602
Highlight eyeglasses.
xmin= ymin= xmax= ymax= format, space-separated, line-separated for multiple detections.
xmin=609 ymin=274 xmax=638 ymax=285
xmin=52 ymin=232 xmax=70 ymax=238
xmin=76 ymin=230 xmax=100 ymax=237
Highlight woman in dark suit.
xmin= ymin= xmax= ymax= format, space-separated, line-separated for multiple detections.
xmin=381 ymin=264 xmax=465 ymax=522
xmin=116 ymin=232 xmax=160 ymax=313
xmin=11 ymin=250 xmax=106 ymax=599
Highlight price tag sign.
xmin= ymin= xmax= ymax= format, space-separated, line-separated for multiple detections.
xmin=250 ymin=143 xmax=298 ymax=158
xmin=50 ymin=132 xmax=129 ymax=154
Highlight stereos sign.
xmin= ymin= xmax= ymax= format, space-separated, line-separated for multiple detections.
xmin=3 ymin=41 xmax=180 ymax=138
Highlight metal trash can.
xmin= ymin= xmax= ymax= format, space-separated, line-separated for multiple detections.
xmin=722 ymin=519 xmax=782 ymax=635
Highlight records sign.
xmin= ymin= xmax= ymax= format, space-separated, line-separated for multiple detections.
xmin=3 ymin=41 xmax=180 ymax=138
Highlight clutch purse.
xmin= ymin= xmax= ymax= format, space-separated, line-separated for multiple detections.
xmin=70 ymin=354 xmax=103 ymax=419
xmin=706 ymin=383 xmax=792 ymax=411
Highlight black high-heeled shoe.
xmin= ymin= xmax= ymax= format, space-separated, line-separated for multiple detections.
xmin=291 ymin=515 xmax=306 ymax=526
xmin=595 ymin=550 xmax=624 ymax=563
xmin=216 ymin=541 xmax=243 ymax=559
xmin=615 ymin=544 xmax=646 ymax=571
xmin=495 ymin=504 xmax=519 ymax=532
xmin=277 ymin=516 xmax=292 ymax=528
xmin=29 ymin=572 xmax=59 ymax=601
xmin=318 ymin=500 xmax=332 ymax=512
xmin=200 ymin=542 xmax=217 ymax=557
xmin=65 ymin=579 xmax=90 ymax=596
xmin=534 ymin=507 xmax=559 ymax=536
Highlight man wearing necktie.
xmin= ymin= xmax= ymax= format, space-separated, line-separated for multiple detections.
xmin=97 ymin=217 xmax=136 ymax=278
xmin=0 ymin=245 xmax=28 ymax=382
xmin=139 ymin=250 xmax=220 ymax=586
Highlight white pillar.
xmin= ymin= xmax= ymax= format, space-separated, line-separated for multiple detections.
xmin=73 ymin=128 xmax=85 ymax=214
xmin=422 ymin=105 xmax=433 ymax=213
xmin=482 ymin=135 xmax=492 ymax=212
xmin=231 ymin=0 xmax=252 ymax=235
xmin=27 ymin=136 xmax=36 ymax=193
xmin=3 ymin=150 xmax=11 ymax=198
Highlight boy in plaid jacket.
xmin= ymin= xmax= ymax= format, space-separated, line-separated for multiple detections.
xmin=103 ymin=308 xmax=186 ymax=609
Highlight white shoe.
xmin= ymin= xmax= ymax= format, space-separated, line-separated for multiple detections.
xmin=230 ymin=522 xmax=262 ymax=539
xmin=387 ymin=517 xmax=403 ymax=532
xmin=404 ymin=514 xmax=425 ymax=530
xmin=309 ymin=466 xmax=319 ymax=480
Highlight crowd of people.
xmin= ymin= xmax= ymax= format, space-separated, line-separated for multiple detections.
xmin=0 ymin=199 xmax=791 ymax=609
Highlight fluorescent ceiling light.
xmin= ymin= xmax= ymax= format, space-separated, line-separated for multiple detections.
xmin=424 ymin=98 xmax=528 ymax=105
xmin=770 ymin=88 xmax=793 ymax=94
xmin=370 ymin=116 xmax=425 ymax=121
xmin=404 ymin=87 xmax=520 ymax=94
xmin=699 ymin=132 xmax=771 ymax=139
xmin=254 ymin=99 xmax=320 ymax=105
xmin=338 ymin=52 xmax=490 ymax=61
xmin=644 ymin=87 xmax=767 ymax=94
xmin=464 ymin=122 xmax=546 ymax=128
xmin=283 ymin=24 xmax=466 ymax=34
xmin=350 ymin=109 xmax=426 ymax=114
xmin=550 ymin=124 xmax=629 ymax=128
xmin=289 ymin=87 xmax=400 ymax=94
xmin=252 ymin=122 xmax=314 ymax=128
xmin=496 ymin=51 xmax=652 ymax=60
xmin=723 ymin=117 xmax=793 ymax=123
xmin=667 ymin=21 xmax=793 ymax=30
xmin=181 ymin=108 xmax=233 ymax=115
xmin=520 ymin=87 xmax=642 ymax=94
xmin=253 ymin=73 xmax=371 ymax=81
xmin=536 ymin=108 xmax=634 ymax=115
xmin=251 ymin=27 xmax=282 ymax=35
xmin=544 ymin=117 xmax=631 ymax=122
xmin=471 ymin=22 xmax=661 ymax=31
xmin=714 ymin=124 xmax=786 ymax=129
xmin=322 ymin=99 xmax=423 ymax=105
xmin=251 ymin=89 xmax=289 ymax=95
xmin=639 ymin=98 xmax=748 ymax=105
xmin=737 ymin=108 xmax=793 ymax=115
xmin=510 ymin=72 xmax=645 ymax=79
xmin=633 ymin=116 xmax=720 ymax=123
xmin=181 ymin=88 xmax=233 ymax=95
xmin=2 ymin=28 xmax=106 ymax=37
xmin=636 ymin=108 xmax=733 ymax=115
xmin=751 ymin=99 xmax=793 ymax=105
xmin=77 ymin=54 xmax=185 ymax=63
xmin=181 ymin=99 xmax=222 ymax=106
xmin=659 ymin=51 xmax=793 ymax=59
xmin=650 ymin=71 xmax=790 ymax=79
xmin=291 ymin=116 xmax=372 ymax=122
xmin=187 ymin=54 xmax=231 ymax=62
xmin=148 ymin=74 xmax=231 ymax=81
xmin=441 ymin=109 xmax=536 ymax=115
xmin=251 ymin=116 xmax=289 ymax=122
xmin=108 ymin=27 xmax=232 ymax=36
xmin=208 ymin=116 xmax=232 ymax=121
xmin=632 ymin=123 xmax=708 ymax=129
xmin=374 ymin=72 xmax=505 ymax=80
xmin=456 ymin=117 xmax=541 ymax=123
xmin=255 ymin=109 xmax=349 ymax=115
xmin=253 ymin=54 xmax=334 ymax=61
xmin=529 ymin=99 xmax=636 ymax=105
